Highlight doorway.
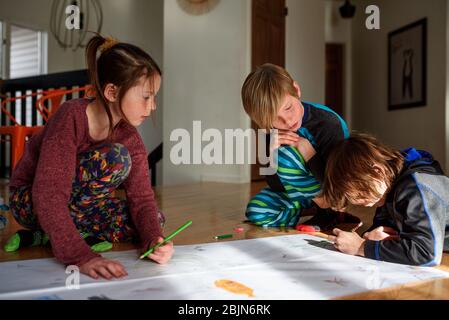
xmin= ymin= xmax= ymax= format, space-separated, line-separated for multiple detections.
xmin=251 ymin=0 xmax=286 ymax=181
xmin=325 ymin=43 xmax=344 ymax=118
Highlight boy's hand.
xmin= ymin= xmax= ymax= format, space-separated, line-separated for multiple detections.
xmin=328 ymin=228 xmax=365 ymax=256
xmin=363 ymin=226 xmax=400 ymax=241
xmin=272 ymin=130 xmax=316 ymax=162
xmin=146 ymin=237 xmax=174 ymax=264
xmin=295 ymin=136 xmax=316 ymax=162
xmin=79 ymin=257 xmax=128 ymax=280
xmin=271 ymin=129 xmax=300 ymax=151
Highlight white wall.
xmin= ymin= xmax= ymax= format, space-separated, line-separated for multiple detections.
xmin=352 ymin=0 xmax=447 ymax=169
xmin=0 ymin=0 xmax=164 ymax=182
xmin=286 ymin=0 xmax=325 ymax=103
xmin=0 ymin=0 xmax=163 ymax=74
xmin=325 ymin=0 xmax=353 ymax=127
xmin=0 ymin=0 xmax=77 ymax=73
xmin=162 ymin=0 xmax=252 ymax=185
xmin=162 ymin=0 xmax=327 ymax=186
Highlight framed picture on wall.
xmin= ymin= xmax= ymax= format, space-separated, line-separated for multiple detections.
xmin=388 ymin=18 xmax=427 ymax=110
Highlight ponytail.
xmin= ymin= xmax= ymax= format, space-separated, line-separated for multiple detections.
xmin=86 ymin=34 xmax=115 ymax=137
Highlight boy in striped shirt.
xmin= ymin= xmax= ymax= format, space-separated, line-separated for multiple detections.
xmin=241 ymin=63 xmax=356 ymax=228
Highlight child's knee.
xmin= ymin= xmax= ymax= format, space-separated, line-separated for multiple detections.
xmin=105 ymin=143 xmax=131 ymax=165
xmin=245 ymin=201 xmax=276 ymax=225
xmin=246 ymin=192 xmax=304 ymax=227
xmin=245 ymin=209 xmax=266 ymax=225
xmin=9 ymin=187 xmax=40 ymax=230
xmin=75 ymin=144 xmax=132 ymax=186
xmin=100 ymin=143 xmax=131 ymax=177
xmin=245 ymin=206 xmax=257 ymax=221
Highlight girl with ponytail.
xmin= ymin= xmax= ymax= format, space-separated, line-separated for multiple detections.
xmin=6 ymin=34 xmax=173 ymax=280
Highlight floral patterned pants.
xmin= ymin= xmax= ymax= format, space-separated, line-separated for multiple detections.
xmin=10 ymin=143 xmax=163 ymax=243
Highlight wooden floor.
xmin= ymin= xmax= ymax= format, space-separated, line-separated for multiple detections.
xmin=0 ymin=179 xmax=448 ymax=299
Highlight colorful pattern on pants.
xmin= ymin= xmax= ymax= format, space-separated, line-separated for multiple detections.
xmin=10 ymin=143 xmax=136 ymax=242
xmin=246 ymin=145 xmax=320 ymax=227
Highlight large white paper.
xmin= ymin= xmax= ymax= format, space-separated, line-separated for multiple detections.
xmin=0 ymin=234 xmax=448 ymax=300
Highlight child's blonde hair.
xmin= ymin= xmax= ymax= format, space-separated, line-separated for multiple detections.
xmin=321 ymin=132 xmax=405 ymax=210
xmin=241 ymin=63 xmax=298 ymax=130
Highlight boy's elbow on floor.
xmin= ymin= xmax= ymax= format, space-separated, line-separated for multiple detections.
xmin=408 ymin=247 xmax=440 ymax=267
xmin=418 ymin=253 xmax=440 ymax=267
xmin=366 ymin=239 xmax=440 ymax=266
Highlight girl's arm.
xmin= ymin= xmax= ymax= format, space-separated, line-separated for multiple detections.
xmin=122 ymin=138 xmax=164 ymax=252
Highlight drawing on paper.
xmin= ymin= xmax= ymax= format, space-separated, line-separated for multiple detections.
xmin=1 ymin=234 xmax=448 ymax=300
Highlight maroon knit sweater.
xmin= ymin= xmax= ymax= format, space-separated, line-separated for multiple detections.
xmin=9 ymin=98 xmax=163 ymax=266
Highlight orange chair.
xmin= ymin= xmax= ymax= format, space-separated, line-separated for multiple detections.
xmin=1 ymin=91 xmax=45 ymax=169
xmin=0 ymin=89 xmax=65 ymax=170
xmin=0 ymin=86 xmax=93 ymax=170
xmin=35 ymin=86 xmax=92 ymax=122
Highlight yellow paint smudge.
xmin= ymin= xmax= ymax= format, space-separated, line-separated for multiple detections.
xmin=215 ymin=279 xmax=254 ymax=297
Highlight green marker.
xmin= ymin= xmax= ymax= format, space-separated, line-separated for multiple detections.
xmin=214 ymin=234 xmax=233 ymax=240
xmin=139 ymin=220 xmax=192 ymax=260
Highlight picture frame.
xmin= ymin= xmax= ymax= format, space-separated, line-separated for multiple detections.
xmin=388 ymin=18 xmax=427 ymax=110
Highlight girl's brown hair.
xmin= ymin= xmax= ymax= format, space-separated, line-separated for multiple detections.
xmin=321 ymin=132 xmax=405 ymax=210
xmin=86 ymin=34 xmax=161 ymax=137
